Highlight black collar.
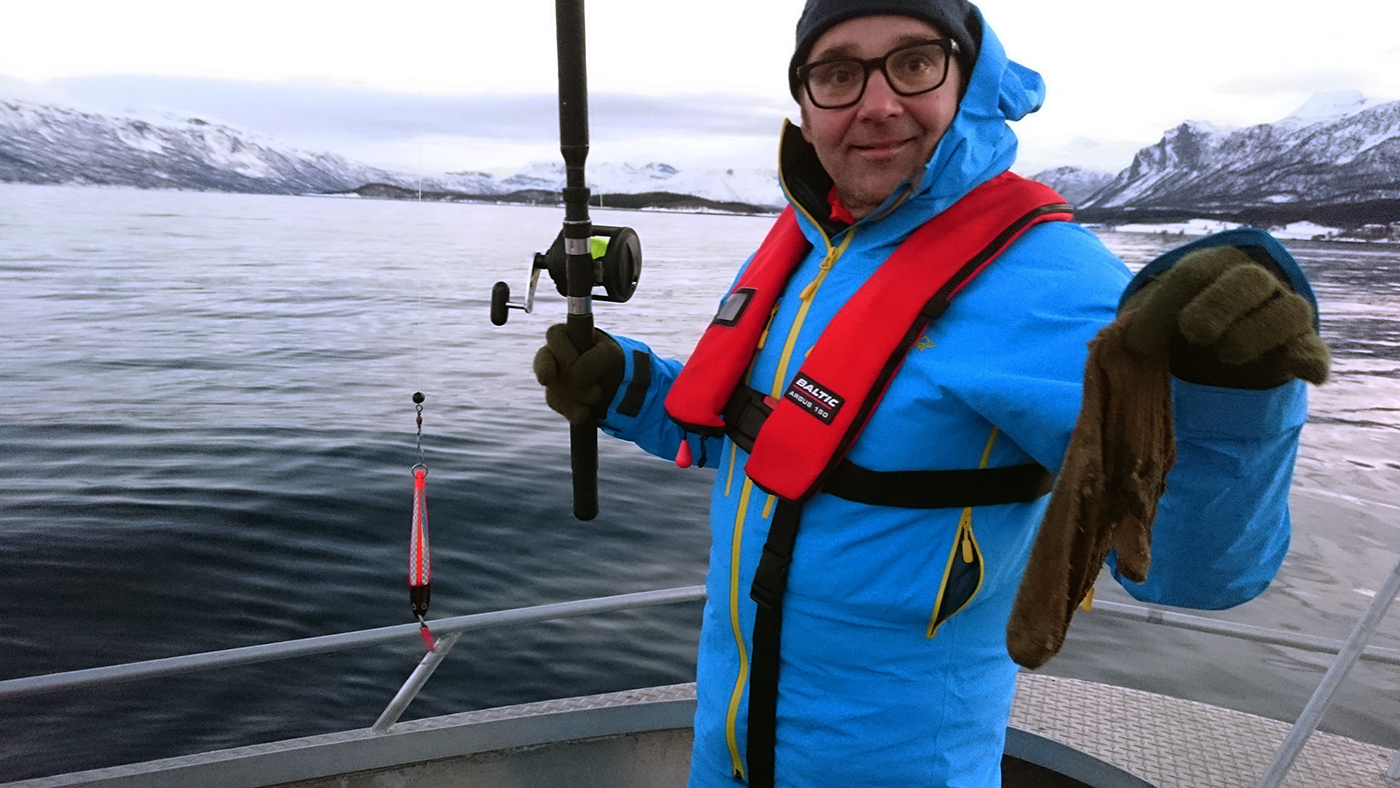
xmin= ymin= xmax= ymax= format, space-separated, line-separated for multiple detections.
xmin=778 ymin=122 xmax=848 ymax=238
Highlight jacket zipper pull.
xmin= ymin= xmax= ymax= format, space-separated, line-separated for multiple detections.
xmin=675 ymin=434 xmax=694 ymax=468
xmin=799 ymin=250 xmax=837 ymax=302
xmin=756 ymin=303 xmax=780 ymax=350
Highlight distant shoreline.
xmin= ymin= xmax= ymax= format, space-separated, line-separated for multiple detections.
xmin=332 ymin=184 xmax=1399 ymax=243
xmin=324 ymin=182 xmax=783 ymax=217
xmin=1084 ymin=219 xmax=1398 ymax=244
xmin=5 ymin=179 xmax=1395 ymax=243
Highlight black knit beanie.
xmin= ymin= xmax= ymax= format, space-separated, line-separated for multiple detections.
xmin=788 ymin=0 xmax=981 ymax=100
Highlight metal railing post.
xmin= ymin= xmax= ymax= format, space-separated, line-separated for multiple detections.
xmin=1255 ymin=552 xmax=1400 ymax=788
xmin=372 ymin=632 xmax=463 ymax=733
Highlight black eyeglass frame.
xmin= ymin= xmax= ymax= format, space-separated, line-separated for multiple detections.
xmin=793 ymin=38 xmax=961 ymax=110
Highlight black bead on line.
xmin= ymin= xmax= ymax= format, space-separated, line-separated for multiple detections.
xmin=413 ymin=392 xmax=425 ymax=458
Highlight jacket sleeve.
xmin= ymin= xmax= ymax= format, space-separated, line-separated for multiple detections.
xmin=1106 ymin=230 xmax=1314 ymax=608
xmin=1106 ymin=357 xmax=1307 ymax=610
xmin=597 ymin=335 xmax=726 ymax=469
xmin=949 ymin=223 xmax=1303 ymax=610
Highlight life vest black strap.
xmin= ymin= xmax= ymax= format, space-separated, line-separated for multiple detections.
xmin=824 ymin=461 xmax=1053 ymax=509
xmin=747 ymin=498 xmax=801 ymax=788
xmin=724 ymin=385 xmax=1053 ymax=509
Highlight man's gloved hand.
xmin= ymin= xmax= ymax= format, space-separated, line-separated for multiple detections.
xmin=1122 ymin=246 xmax=1330 ymax=389
xmin=533 ymin=324 xmax=625 ymax=425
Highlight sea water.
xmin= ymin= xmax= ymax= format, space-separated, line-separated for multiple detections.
xmin=0 ymin=183 xmax=1396 ymax=780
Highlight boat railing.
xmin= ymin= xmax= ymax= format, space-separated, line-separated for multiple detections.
xmin=1253 ymin=548 xmax=1400 ymax=787
xmin=2 ymin=576 xmax=1398 ymax=786
xmin=0 ymin=585 xmax=707 ymax=704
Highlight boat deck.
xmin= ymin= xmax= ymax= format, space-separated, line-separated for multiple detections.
xmin=1012 ymin=673 xmax=1396 ymax=788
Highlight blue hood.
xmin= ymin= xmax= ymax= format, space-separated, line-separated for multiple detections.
xmin=916 ymin=7 xmax=1043 ymax=207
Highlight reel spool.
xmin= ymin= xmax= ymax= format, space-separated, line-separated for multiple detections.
xmin=490 ymin=225 xmax=642 ymax=326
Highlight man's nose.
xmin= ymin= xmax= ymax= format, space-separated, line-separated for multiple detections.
xmin=855 ymin=69 xmax=902 ymax=117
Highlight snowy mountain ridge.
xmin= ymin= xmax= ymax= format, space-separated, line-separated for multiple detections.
xmin=6 ymin=91 xmax=1400 ymax=226
xmin=1276 ymin=90 xmax=1380 ymax=129
xmin=0 ymin=97 xmax=784 ymax=210
xmin=1028 ymin=165 xmax=1115 ymax=206
xmin=0 ymin=99 xmax=407 ymax=195
xmin=1070 ymin=92 xmax=1400 ymax=226
xmin=476 ymin=160 xmax=784 ymax=208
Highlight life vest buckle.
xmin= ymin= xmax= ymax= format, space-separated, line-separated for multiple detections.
xmin=722 ymin=385 xmax=775 ymax=455
xmin=750 ymin=544 xmax=793 ymax=610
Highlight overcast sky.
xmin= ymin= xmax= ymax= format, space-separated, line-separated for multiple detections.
xmin=4 ymin=0 xmax=1399 ymax=176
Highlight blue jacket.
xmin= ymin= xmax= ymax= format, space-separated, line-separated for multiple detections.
xmin=596 ymin=11 xmax=1307 ymax=788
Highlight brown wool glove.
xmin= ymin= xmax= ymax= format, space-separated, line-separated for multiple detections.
xmin=1122 ymin=246 xmax=1330 ymax=389
xmin=533 ymin=323 xmax=625 ymax=425
xmin=1007 ymin=312 xmax=1172 ymax=670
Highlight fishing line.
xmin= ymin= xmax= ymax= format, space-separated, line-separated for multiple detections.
xmin=406 ymin=120 xmax=435 ymax=652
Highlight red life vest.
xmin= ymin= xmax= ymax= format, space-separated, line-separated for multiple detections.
xmin=664 ymin=171 xmax=1072 ymax=502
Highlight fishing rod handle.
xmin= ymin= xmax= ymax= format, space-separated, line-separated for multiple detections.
xmin=571 ymin=421 xmax=599 ymax=520
xmin=566 ymin=297 xmax=598 ymax=520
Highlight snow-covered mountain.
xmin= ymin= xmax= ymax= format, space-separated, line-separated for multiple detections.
xmin=0 ymin=99 xmax=415 ymax=194
xmin=0 ymin=98 xmax=783 ymax=210
xmin=479 ymin=160 xmax=782 ymax=209
xmin=1079 ymin=91 xmax=1400 ymax=226
xmin=1028 ymin=165 xmax=1116 ymax=207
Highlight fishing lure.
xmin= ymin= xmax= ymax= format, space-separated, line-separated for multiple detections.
xmin=409 ymin=391 xmax=434 ymax=652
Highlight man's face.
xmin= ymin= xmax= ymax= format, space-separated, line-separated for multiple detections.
xmin=799 ymin=15 xmax=963 ymax=220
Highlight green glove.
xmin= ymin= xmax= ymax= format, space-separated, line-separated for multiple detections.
xmin=533 ymin=323 xmax=625 ymax=425
xmin=1122 ymin=246 xmax=1330 ymax=389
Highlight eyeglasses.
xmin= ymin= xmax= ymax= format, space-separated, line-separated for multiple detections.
xmin=794 ymin=39 xmax=960 ymax=110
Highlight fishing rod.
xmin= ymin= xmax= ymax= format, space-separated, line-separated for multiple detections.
xmin=490 ymin=0 xmax=642 ymax=522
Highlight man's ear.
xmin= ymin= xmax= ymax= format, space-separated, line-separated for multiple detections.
xmin=799 ymin=104 xmax=813 ymax=143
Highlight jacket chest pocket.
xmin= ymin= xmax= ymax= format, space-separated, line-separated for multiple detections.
xmin=927 ymin=508 xmax=984 ymax=638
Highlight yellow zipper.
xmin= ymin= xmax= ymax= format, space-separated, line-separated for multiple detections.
xmin=725 ymin=440 xmax=738 ymax=497
xmin=724 ymin=477 xmax=758 ymax=778
xmin=755 ymin=303 xmax=780 ymax=351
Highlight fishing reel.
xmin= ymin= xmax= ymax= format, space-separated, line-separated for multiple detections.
xmin=490 ymin=225 xmax=642 ymax=325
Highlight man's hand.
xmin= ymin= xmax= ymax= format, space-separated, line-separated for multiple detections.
xmin=1122 ymin=246 xmax=1329 ymax=388
xmin=533 ymin=324 xmax=625 ymax=425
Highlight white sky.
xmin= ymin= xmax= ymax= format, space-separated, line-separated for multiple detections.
xmin=4 ymin=0 xmax=1400 ymax=175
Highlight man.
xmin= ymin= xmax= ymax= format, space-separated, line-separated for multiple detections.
xmin=535 ymin=1 xmax=1326 ymax=785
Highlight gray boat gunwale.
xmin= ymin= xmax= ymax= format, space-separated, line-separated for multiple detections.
xmin=6 ymin=579 xmax=1399 ymax=787
xmin=9 ymin=682 xmax=1152 ymax=788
